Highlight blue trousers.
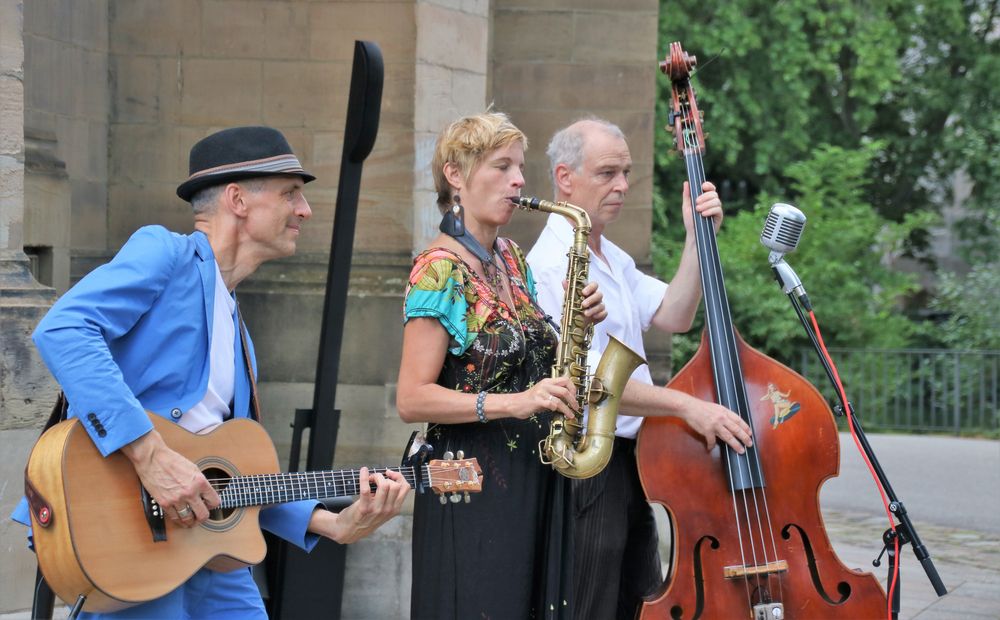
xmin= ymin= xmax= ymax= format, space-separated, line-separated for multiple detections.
xmin=76 ymin=567 xmax=266 ymax=620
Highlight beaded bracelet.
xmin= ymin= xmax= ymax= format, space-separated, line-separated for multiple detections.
xmin=475 ymin=391 xmax=488 ymax=423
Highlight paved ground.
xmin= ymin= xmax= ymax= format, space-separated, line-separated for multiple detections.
xmin=824 ymin=507 xmax=1000 ymax=619
xmin=821 ymin=432 xmax=1000 ymax=619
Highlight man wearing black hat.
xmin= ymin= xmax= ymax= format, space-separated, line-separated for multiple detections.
xmin=11 ymin=127 xmax=409 ymax=618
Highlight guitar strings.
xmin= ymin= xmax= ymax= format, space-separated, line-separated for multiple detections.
xmin=203 ymin=464 xmax=469 ymax=489
xmin=202 ymin=464 xmax=478 ymax=508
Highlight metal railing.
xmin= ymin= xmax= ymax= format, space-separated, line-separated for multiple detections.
xmin=796 ymin=348 xmax=1000 ymax=435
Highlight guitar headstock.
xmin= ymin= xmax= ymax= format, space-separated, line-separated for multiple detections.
xmin=401 ymin=432 xmax=483 ymax=504
xmin=427 ymin=456 xmax=483 ymax=504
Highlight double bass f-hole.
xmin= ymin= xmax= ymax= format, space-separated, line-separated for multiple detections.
xmin=635 ymin=42 xmax=888 ymax=620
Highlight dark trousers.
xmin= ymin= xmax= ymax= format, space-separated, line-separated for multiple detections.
xmin=572 ymin=438 xmax=661 ymax=620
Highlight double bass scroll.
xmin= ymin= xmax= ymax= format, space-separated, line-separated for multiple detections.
xmin=635 ymin=42 xmax=888 ymax=620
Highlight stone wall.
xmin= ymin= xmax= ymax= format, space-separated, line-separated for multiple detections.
xmin=491 ymin=0 xmax=660 ymax=260
xmin=22 ymin=0 xmax=109 ymax=289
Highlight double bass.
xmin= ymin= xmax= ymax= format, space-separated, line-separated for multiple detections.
xmin=636 ymin=43 xmax=888 ymax=619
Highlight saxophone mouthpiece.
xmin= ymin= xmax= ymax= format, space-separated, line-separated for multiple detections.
xmin=512 ymin=196 xmax=542 ymax=210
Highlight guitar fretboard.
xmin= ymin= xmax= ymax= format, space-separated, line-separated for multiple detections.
xmin=217 ymin=467 xmax=421 ymax=508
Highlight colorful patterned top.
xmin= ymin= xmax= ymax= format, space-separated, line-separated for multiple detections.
xmin=402 ymin=236 xmax=572 ymax=619
xmin=403 ymin=237 xmax=557 ymax=397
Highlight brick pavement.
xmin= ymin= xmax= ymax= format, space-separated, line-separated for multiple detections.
xmin=825 ymin=508 xmax=1000 ymax=619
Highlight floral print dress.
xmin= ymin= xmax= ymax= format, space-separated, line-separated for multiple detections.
xmin=403 ymin=238 xmax=573 ymax=620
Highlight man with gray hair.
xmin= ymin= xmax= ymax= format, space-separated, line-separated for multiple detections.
xmin=526 ymin=118 xmax=753 ymax=619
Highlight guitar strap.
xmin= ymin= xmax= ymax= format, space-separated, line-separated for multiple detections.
xmin=24 ymin=392 xmax=68 ymax=534
xmin=41 ymin=391 xmax=69 ymax=431
xmin=236 ymin=303 xmax=262 ymax=422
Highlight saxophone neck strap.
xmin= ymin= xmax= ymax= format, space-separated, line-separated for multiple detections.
xmin=440 ymin=211 xmax=499 ymax=267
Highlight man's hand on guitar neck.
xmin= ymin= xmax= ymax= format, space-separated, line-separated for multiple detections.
xmin=121 ymin=429 xmax=221 ymax=528
xmin=308 ymin=467 xmax=410 ymax=544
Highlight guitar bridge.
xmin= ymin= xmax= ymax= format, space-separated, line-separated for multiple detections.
xmin=140 ymin=486 xmax=168 ymax=542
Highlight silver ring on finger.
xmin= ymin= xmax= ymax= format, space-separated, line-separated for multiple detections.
xmin=177 ymin=505 xmax=192 ymax=518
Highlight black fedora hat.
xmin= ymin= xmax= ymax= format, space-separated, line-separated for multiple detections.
xmin=176 ymin=126 xmax=316 ymax=202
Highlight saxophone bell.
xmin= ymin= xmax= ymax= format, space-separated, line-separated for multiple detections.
xmin=516 ymin=195 xmax=646 ymax=479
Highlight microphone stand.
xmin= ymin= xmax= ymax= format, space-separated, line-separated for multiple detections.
xmin=777 ymin=275 xmax=948 ymax=619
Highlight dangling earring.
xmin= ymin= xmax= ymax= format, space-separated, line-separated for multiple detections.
xmin=439 ymin=192 xmax=466 ymax=237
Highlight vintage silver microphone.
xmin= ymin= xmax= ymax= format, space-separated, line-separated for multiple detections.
xmin=760 ymin=203 xmax=811 ymax=310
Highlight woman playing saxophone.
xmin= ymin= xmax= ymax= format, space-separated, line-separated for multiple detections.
xmin=395 ymin=111 xmax=605 ymax=620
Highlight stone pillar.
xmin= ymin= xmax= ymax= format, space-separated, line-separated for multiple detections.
xmin=491 ymin=0 xmax=660 ymax=258
xmin=411 ymin=0 xmax=491 ymax=253
xmin=0 ymin=0 xmax=58 ymax=434
xmin=0 ymin=0 xmax=59 ymax=613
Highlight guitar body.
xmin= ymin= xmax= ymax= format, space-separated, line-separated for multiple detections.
xmin=27 ymin=415 xmax=279 ymax=612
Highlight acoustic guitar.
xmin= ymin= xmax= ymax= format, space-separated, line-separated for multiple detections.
xmin=24 ymin=413 xmax=481 ymax=613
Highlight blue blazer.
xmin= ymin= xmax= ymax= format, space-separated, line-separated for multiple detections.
xmin=13 ymin=226 xmax=319 ymax=550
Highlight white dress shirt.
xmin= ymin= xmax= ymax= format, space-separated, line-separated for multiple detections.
xmin=526 ymin=213 xmax=667 ymax=439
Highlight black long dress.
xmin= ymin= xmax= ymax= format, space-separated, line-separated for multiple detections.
xmin=403 ymin=239 xmax=572 ymax=620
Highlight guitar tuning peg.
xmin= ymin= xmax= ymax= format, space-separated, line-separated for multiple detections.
xmin=443 ymin=450 xmax=454 ymax=460
xmin=449 ymin=492 xmax=461 ymax=504
xmin=456 ymin=450 xmax=464 ymax=460
xmin=463 ymin=492 xmax=471 ymax=503
xmin=439 ymin=494 xmax=447 ymax=505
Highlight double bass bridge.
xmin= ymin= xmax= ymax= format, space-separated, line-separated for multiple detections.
xmin=723 ymin=560 xmax=788 ymax=618
xmin=722 ymin=559 xmax=788 ymax=580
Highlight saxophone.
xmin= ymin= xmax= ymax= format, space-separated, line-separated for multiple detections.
xmin=513 ymin=196 xmax=646 ymax=479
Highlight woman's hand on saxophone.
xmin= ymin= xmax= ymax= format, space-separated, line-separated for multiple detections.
xmin=514 ymin=377 xmax=579 ymax=420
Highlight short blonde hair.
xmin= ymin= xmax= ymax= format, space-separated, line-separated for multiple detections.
xmin=432 ymin=111 xmax=527 ymax=211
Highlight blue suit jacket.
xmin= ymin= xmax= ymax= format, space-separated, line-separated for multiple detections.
xmin=13 ymin=226 xmax=319 ymax=551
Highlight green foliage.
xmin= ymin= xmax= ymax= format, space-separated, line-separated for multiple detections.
xmin=653 ymin=0 xmax=1000 ymax=365
xmin=929 ymin=260 xmax=1000 ymax=349
xmin=655 ymin=0 xmax=1000 ymax=259
xmin=654 ymin=144 xmax=927 ymax=366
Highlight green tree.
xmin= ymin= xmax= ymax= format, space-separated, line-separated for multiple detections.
xmin=654 ymin=0 xmax=999 ymax=261
xmin=654 ymin=144 xmax=927 ymax=366
xmin=930 ymin=259 xmax=1000 ymax=349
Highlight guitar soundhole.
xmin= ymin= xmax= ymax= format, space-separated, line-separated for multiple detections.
xmin=204 ymin=467 xmax=237 ymax=523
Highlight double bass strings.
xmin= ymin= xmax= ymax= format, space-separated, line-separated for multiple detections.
xmin=679 ymin=102 xmax=785 ymax=605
